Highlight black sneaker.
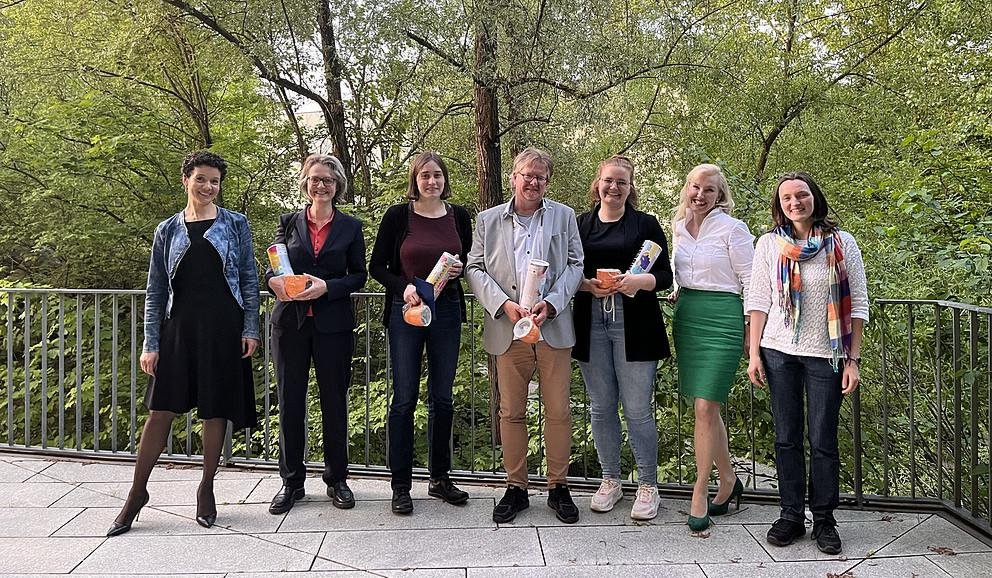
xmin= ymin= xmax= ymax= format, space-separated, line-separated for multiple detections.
xmin=428 ymin=478 xmax=469 ymax=505
xmin=391 ymin=488 xmax=413 ymax=515
xmin=547 ymin=484 xmax=579 ymax=524
xmin=492 ymin=486 xmax=529 ymax=523
xmin=766 ymin=518 xmax=806 ymax=546
xmin=812 ymin=522 xmax=842 ymax=554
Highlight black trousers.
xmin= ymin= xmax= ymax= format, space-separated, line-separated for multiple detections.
xmin=273 ymin=318 xmax=353 ymax=489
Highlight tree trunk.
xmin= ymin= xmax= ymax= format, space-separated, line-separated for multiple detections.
xmin=317 ymin=0 xmax=355 ymax=203
xmin=473 ymin=22 xmax=502 ymax=211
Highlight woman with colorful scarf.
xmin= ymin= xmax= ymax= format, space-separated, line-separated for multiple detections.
xmin=746 ymin=172 xmax=868 ymax=556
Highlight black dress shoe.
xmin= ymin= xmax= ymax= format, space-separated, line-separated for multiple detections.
xmin=391 ymin=488 xmax=413 ymax=515
xmin=428 ymin=478 xmax=469 ymax=505
xmin=547 ymin=484 xmax=579 ymax=524
xmin=269 ymin=485 xmax=305 ymax=515
xmin=492 ymin=486 xmax=529 ymax=523
xmin=327 ymin=480 xmax=355 ymax=509
xmin=106 ymin=491 xmax=149 ymax=537
xmin=812 ymin=522 xmax=843 ymax=554
xmin=766 ymin=517 xmax=806 ymax=546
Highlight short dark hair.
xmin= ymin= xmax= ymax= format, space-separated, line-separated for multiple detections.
xmin=406 ymin=151 xmax=452 ymax=200
xmin=771 ymin=172 xmax=838 ymax=232
xmin=181 ymin=150 xmax=228 ymax=182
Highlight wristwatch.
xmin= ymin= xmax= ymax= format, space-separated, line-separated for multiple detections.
xmin=846 ymin=357 xmax=861 ymax=367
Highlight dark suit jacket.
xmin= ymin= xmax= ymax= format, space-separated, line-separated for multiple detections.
xmin=572 ymin=206 xmax=673 ymax=362
xmin=264 ymin=207 xmax=367 ymax=334
xmin=368 ymin=202 xmax=473 ymax=327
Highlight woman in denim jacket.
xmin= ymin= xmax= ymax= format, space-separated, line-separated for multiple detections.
xmin=108 ymin=151 xmax=260 ymax=537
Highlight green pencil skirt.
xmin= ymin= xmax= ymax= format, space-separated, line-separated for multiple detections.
xmin=672 ymin=288 xmax=745 ymax=404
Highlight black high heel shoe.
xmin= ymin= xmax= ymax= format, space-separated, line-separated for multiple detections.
xmin=708 ymin=477 xmax=744 ymax=516
xmin=107 ymin=491 xmax=150 ymax=537
xmin=196 ymin=485 xmax=217 ymax=528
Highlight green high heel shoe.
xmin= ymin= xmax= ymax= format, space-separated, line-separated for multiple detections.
xmin=709 ymin=477 xmax=744 ymax=516
xmin=688 ymin=501 xmax=711 ymax=532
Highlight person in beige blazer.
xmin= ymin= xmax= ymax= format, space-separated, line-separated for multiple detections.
xmin=466 ymin=147 xmax=584 ymax=524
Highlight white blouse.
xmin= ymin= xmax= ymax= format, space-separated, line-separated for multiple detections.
xmin=746 ymin=230 xmax=870 ymax=359
xmin=672 ymin=209 xmax=755 ymax=300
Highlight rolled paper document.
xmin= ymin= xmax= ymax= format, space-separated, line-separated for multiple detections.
xmin=519 ymin=259 xmax=549 ymax=311
xmin=628 ymin=240 xmax=662 ymax=274
xmin=596 ymin=268 xmax=622 ymax=290
xmin=512 ymin=315 xmax=540 ymax=343
xmin=425 ymin=252 xmax=460 ymax=297
xmin=402 ymin=303 xmax=433 ymax=327
xmin=267 ymin=243 xmax=295 ymax=276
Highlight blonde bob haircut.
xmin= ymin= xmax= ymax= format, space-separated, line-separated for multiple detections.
xmin=298 ymin=154 xmax=348 ymax=204
xmin=671 ymin=163 xmax=734 ymax=226
xmin=588 ymin=154 xmax=638 ymax=208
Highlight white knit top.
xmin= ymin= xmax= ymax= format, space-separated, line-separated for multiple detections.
xmin=745 ymin=230 xmax=870 ymax=358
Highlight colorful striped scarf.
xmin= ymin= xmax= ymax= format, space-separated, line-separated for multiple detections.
xmin=773 ymin=225 xmax=853 ymax=370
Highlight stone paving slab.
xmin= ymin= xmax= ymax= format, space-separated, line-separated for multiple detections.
xmin=243 ymin=568 xmax=465 ymax=578
xmin=34 ymin=460 xmax=207 ymax=483
xmin=873 ymin=514 xmax=992 ymax=557
xmin=538 ymin=523 xmax=773 ymax=565
xmin=699 ymin=559 xmax=861 ymax=577
xmin=74 ymin=533 xmax=323 ymax=574
xmin=848 ymin=555 xmax=954 ymax=577
xmin=0 ymin=505 xmax=83 ymax=536
xmin=0 ymin=460 xmax=38 ymax=483
xmin=160 ymin=502 xmax=286 ymax=534
xmin=744 ymin=517 xmax=923 ymax=561
xmin=0 ymin=456 xmax=55 ymax=472
xmin=926 ymin=551 xmax=992 ymax=577
xmin=0 ymin=536 xmax=104 ymax=573
xmin=50 ymin=478 xmax=262 ymax=508
xmin=53 ymin=505 xmax=235 ymax=537
xmin=468 ymin=565 xmax=706 ymax=577
xmin=245 ymin=476 xmax=437 ymax=503
xmin=310 ymin=527 xmax=544 ymax=570
xmin=0 ymin=480 xmax=75 ymax=507
xmin=279 ymin=497 xmax=496 ymax=532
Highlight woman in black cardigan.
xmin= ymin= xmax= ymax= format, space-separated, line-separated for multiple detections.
xmin=369 ymin=151 xmax=473 ymax=515
xmin=265 ymin=154 xmax=367 ymax=515
xmin=573 ymin=155 xmax=672 ymax=521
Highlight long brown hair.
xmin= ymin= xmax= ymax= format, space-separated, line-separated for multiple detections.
xmin=406 ymin=151 xmax=452 ymax=200
xmin=588 ymin=154 xmax=638 ymax=208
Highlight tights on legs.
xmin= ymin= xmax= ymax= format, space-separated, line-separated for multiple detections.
xmin=197 ymin=418 xmax=227 ymax=517
xmin=114 ymin=410 xmax=175 ymax=524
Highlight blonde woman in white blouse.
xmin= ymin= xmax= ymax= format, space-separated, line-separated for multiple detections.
xmin=745 ymin=172 xmax=868 ymax=555
xmin=670 ymin=164 xmax=754 ymax=531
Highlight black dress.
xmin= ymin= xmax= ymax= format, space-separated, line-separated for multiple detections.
xmin=146 ymin=219 xmax=257 ymax=429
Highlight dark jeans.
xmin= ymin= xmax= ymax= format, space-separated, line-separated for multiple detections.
xmin=273 ymin=318 xmax=353 ymax=489
xmin=762 ymin=347 xmax=843 ymax=526
xmin=387 ymin=294 xmax=461 ymax=490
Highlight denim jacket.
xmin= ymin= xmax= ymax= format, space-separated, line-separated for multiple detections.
xmin=142 ymin=207 xmax=261 ymax=352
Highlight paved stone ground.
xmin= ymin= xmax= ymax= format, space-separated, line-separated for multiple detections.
xmin=2 ymin=452 xmax=990 ymax=577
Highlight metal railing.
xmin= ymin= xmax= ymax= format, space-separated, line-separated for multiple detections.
xmin=1 ymin=288 xmax=990 ymax=537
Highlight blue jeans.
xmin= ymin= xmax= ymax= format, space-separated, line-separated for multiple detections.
xmin=577 ymin=297 xmax=659 ymax=484
xmin=762 ymin=347 xmax=843 ymax=526
xmin=387 ymin=294 xmax=461 ymax=489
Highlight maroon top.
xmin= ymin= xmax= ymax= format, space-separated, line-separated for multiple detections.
xmin=399 ymin=208 xmax=460 ymax=283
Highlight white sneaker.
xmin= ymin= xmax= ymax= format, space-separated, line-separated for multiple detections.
xmin=630 ymin=483 xmax=660 ymax=520
xmin=590 ymin=478 xmax=623 ymax=512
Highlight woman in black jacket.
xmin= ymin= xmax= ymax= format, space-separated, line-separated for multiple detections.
xmin=265 ymin=154 xmax=367 ymax=515
xmin=369 ymin=151 xmax=473 ymax=515
xmin=572 ymin=154 xmax=672 ymax=521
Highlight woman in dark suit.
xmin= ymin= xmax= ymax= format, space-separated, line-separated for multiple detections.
xmin=572 ymin=154 xmax=673 ymax=521
xmin=369 ymin=151 xmax=473 ymax=515
xmin=265 ymin=154 xmax=367 ymax=515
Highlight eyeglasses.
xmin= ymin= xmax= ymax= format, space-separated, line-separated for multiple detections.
xmin=600 ymin=177 xmax=630 ymax=188
xmin=308 ymin=176 xmax=335 ymax=187
xmin=516 ymin=172 xmax=549 ymax=184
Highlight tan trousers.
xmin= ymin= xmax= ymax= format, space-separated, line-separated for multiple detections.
xmin=495 ymin=340 xmax=573 ymax=488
